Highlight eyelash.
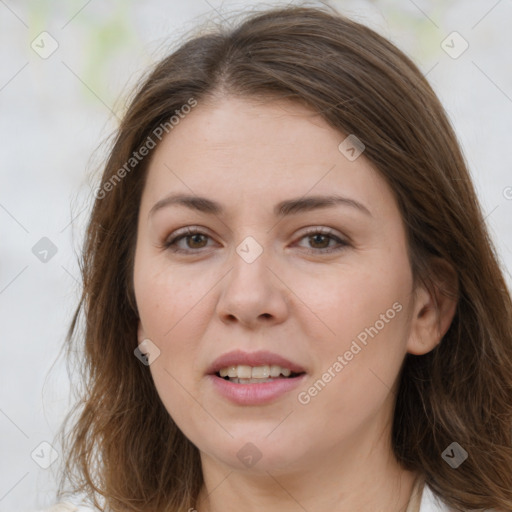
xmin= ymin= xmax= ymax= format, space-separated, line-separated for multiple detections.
xmin=163 ymin=226 xmax=349 ymax=255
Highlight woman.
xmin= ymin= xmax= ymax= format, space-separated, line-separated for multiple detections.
xmin=47 ymin=4 xmax=512 ymax=512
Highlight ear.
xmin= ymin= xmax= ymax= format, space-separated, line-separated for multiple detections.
xmin=137 ymin=321 xmax=146 ymax=344
xmin=406 ymin=257 xmax=458 ymax=355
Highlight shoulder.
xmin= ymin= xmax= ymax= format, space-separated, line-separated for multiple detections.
xmin=420 ymin=485 xmax=457 ymax=511
xmin=420 ymin=485 xmax=497 ymax=512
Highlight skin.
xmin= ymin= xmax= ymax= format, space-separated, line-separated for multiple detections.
xmin=133 ymin=96 xmax=457 ymax=512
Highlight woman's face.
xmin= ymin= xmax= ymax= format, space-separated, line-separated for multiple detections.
xmin=133 ymin=96 xmax=428 ymax=474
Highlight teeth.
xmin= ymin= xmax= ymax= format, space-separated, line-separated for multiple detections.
xmin=270 ymin=365 xmax=281 ymax=377
xmin=229 ymin=378 xmax=274 ymax=384
xmin=281 ymin=368 xmax=291 ymax=377
xmin=238 ymin=365 xmax=252 ymax=379
xmin=218 ymin=364 xmax=295 ymax=379
xmin=251 ymin=365 xmax=270 ymax=378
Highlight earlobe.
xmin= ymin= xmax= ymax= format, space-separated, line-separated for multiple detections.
xmin=406 ymin=258 xmax=458 ymax=356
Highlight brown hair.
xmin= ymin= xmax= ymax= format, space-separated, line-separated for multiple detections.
xmin=57 ymin=4 xmax=512 ymax=511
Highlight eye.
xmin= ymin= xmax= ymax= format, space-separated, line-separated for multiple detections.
xmin=163 ymin=226 xmax=349 ymax=255
xmin=163 ymin=227 xmax=215 ymax=254
xmin=295 ymin=227 xmax=349 ymax=254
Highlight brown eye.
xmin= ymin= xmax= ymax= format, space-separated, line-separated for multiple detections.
xmin=307 ymin=233 xmax=331 ymax=249
xmin=164 ymin=228 xmax=215 ymax=254
xmin=296 ymin=228 xmax=349 ymax=254
xmin=186 ymin=233 xmax=208 ymax=249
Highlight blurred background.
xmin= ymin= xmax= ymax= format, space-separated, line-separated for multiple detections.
xmin=1 ymin=0 xmax=511 ymax=510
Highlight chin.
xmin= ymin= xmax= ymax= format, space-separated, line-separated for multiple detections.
xmin=198 ymin=434 xmax=309 ymax=475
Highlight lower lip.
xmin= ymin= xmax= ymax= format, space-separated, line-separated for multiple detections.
xmin=207 ymin=374 xmax=307 ymax=405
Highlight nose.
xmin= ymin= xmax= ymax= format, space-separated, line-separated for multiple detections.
xmin=215 ymin=245 xmax=289 ymax=329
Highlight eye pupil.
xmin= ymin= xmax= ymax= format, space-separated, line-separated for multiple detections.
xmin=188 ymin=234 xmax=207 ymax=248
xmin=309 ymin=234 xmax=329 ymax=248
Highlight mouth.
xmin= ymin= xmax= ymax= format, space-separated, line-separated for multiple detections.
xmin=215 ymin=364 xmax=305 ymax=384
xmin=206 ymin=350 xmax=307 ymax=404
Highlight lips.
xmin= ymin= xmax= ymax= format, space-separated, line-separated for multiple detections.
xmin=206 ymin=349 xmax=307 ymax=376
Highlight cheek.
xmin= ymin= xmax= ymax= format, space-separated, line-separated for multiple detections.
xmin=294 ymin=250 xmax=412 ymax=410
xmin=295 ymin=300 xmax=410 ymax=444
xmin=134 ymin=262 xmax=218 ymax=437
xmin=295 ymin=250 xmax=411 ymax=353
xmin=134 ymin=254 xmax=211 ymax=339
xmin=134 ymin=257 xmax=204 ymax=380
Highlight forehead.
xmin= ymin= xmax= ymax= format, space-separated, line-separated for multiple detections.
xmin=141 ymin=96 xmax=394 ymax=220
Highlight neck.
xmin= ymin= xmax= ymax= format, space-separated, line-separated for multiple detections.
xmin=195 ymin=437 xmax=420 ymax=512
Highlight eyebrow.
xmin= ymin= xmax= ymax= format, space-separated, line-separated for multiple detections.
xmin=149 ymin=193 xmax=372 ymax=218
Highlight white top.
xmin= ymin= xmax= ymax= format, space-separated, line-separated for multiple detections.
xmin=36 ymin=485 xmax=486 ymax=512
xmin=419 ymin=485 xmax=458 ymax=511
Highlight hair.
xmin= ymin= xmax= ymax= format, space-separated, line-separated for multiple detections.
xmin=57 ymin=3 xmax=512 ymax=512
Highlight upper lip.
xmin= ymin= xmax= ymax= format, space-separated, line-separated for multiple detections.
xmin=207 ymin=350 xmax=306 ymax=375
